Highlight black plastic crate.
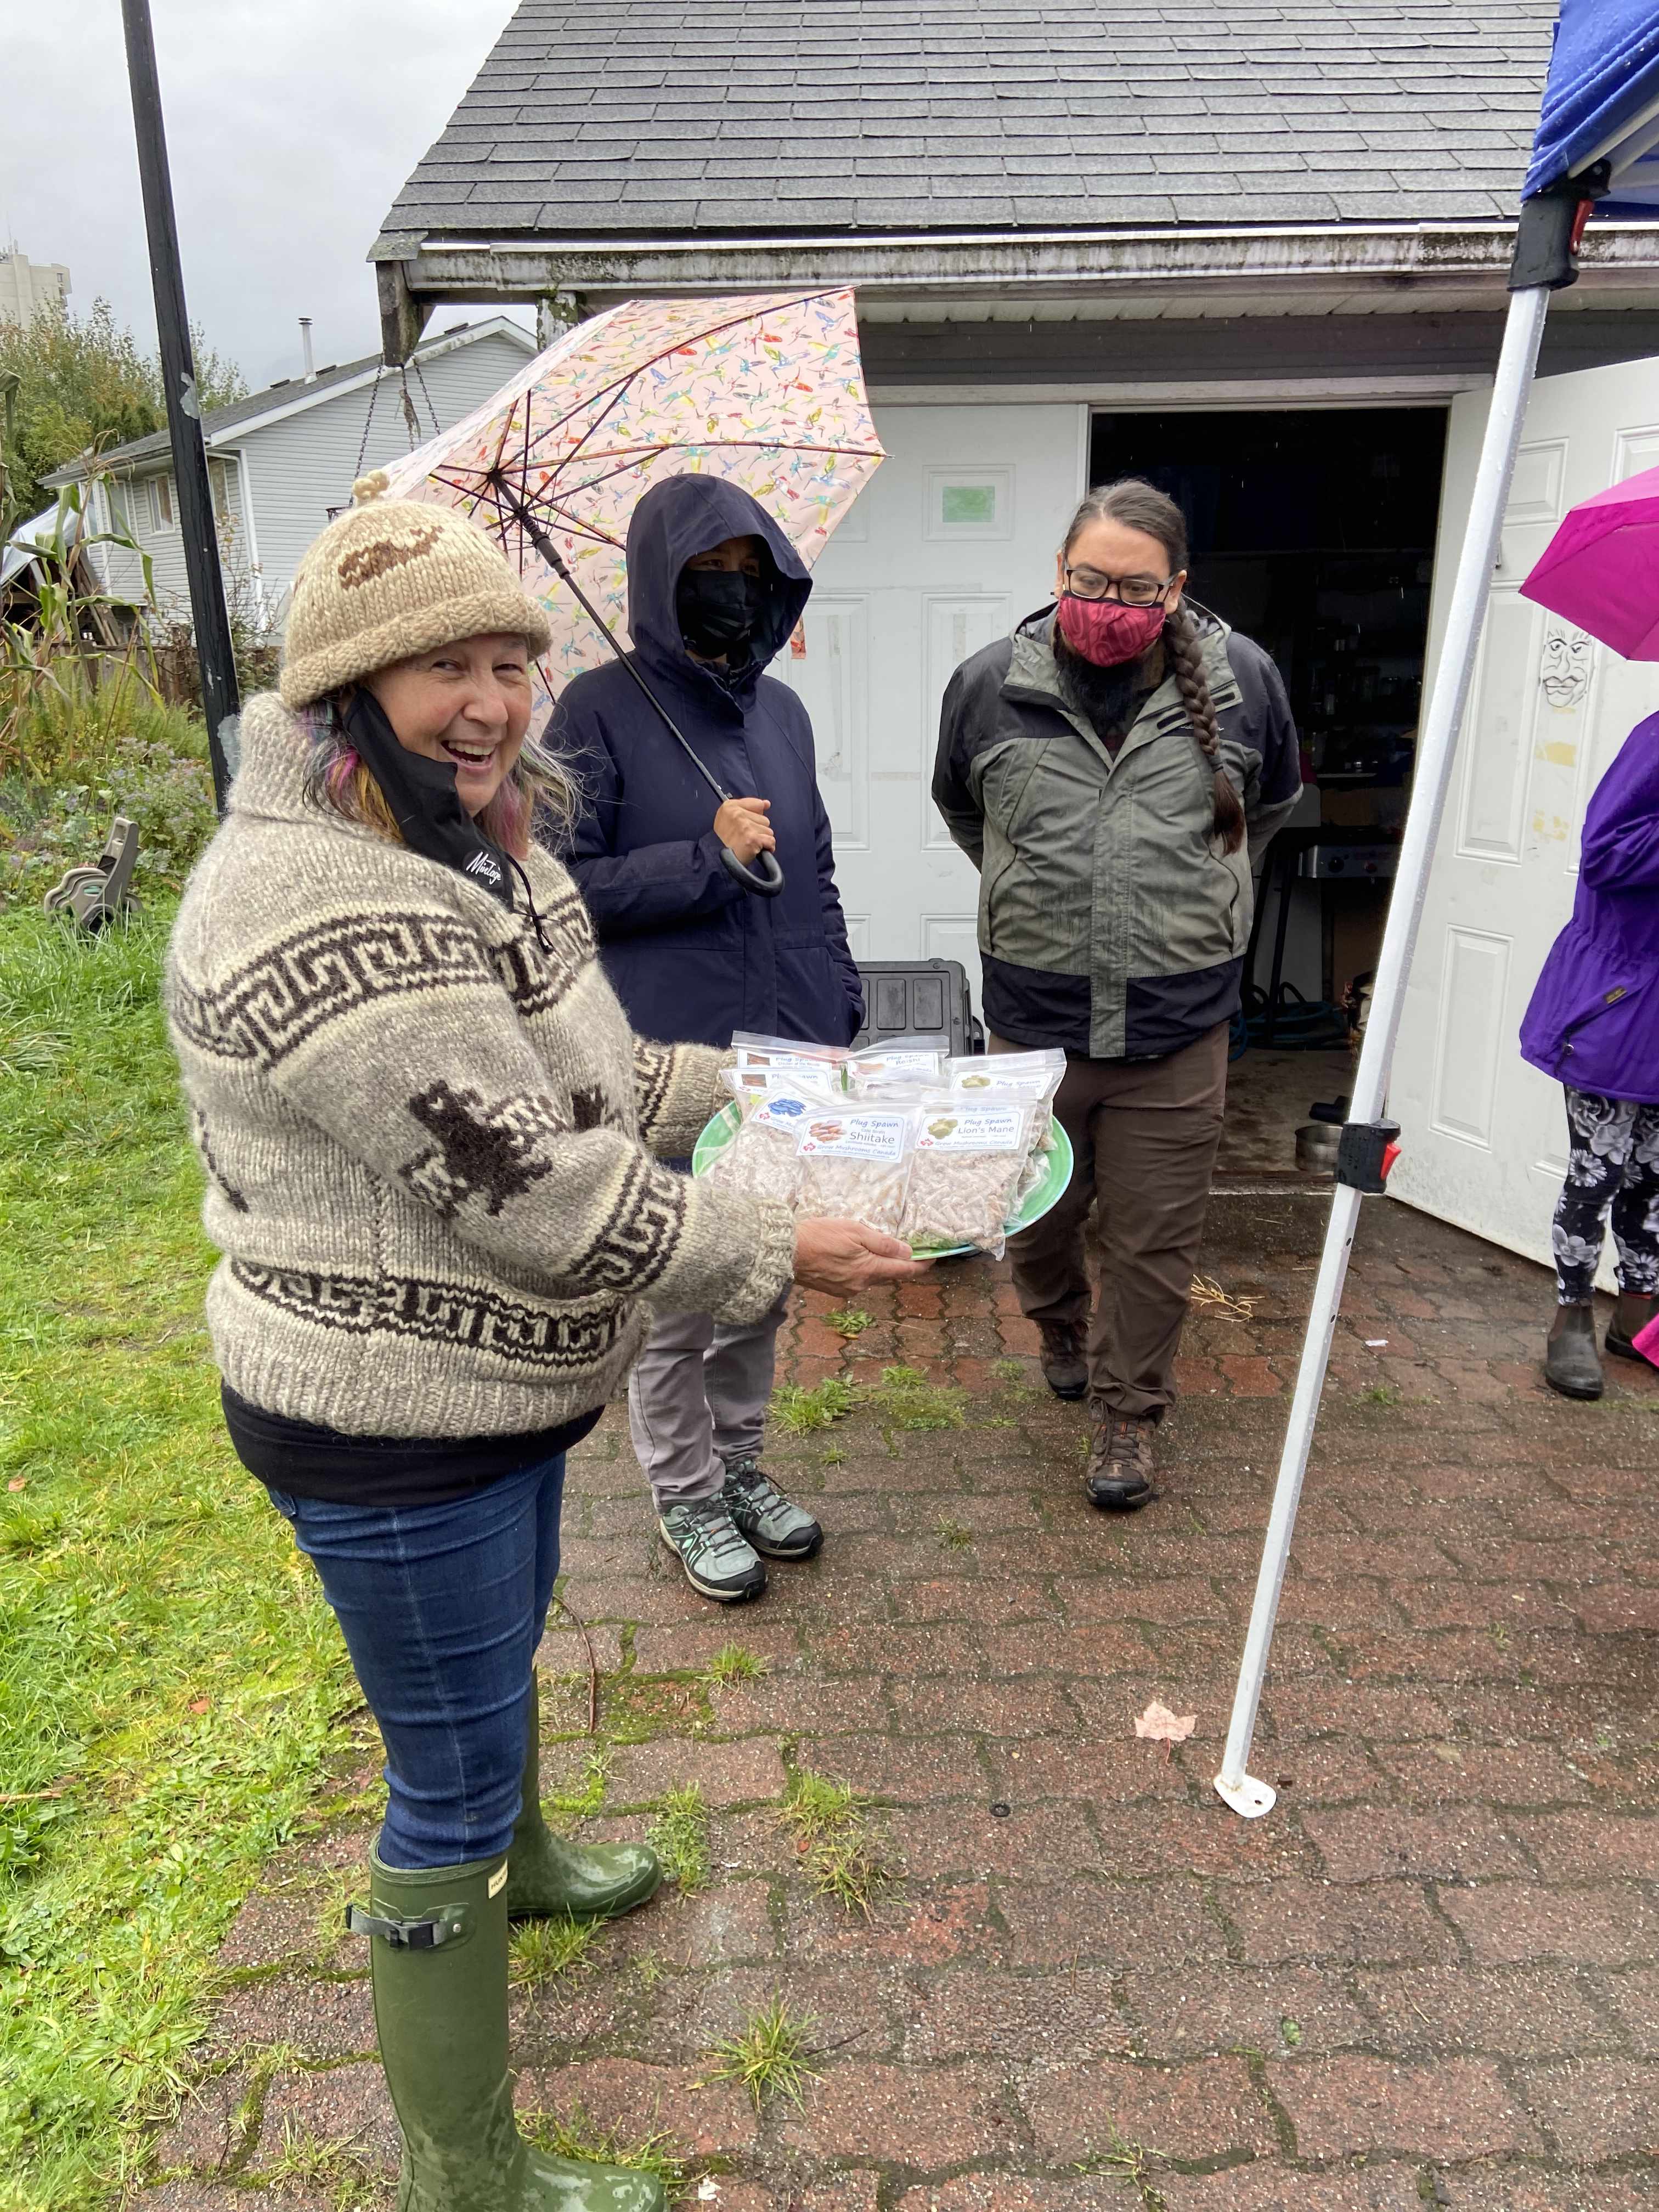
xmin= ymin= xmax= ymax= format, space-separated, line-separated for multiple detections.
xmin=852 ymin=960 xmax=980 ymax=1054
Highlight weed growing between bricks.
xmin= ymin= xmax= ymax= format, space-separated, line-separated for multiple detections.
xmin=647 ymin=1785 xmax=712 ymax=1894
xmin=778 ymin=1771 xmax=889 ymax=1915
xmin=699 ymin=1995 xmax=821 ymax=2112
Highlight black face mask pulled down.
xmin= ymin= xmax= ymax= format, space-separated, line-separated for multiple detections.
xmin=675 ymin=568 xmax=765 ymax=660
xmin=340 ymin=689 xmax=515 ymax=909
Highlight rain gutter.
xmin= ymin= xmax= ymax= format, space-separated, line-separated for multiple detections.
xmin=373 ymin=220 xmax=1659 ymax=356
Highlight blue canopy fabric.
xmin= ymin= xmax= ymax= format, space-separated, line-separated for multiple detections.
xmin=1525 ymin=0 xmax=1659 ymax=208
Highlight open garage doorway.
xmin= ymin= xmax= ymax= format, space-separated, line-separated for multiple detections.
xmin=1090 ymin=405 xmax=1449 ymax=1180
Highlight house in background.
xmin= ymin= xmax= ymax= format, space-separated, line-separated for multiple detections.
xmin=368 ymin=0 xmax=1659 ymax=1281
xmin=48 ymin=316 xmax=535 ymax=629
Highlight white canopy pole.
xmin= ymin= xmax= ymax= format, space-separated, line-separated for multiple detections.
xmin=1215 ymin=281 xmax=1553 ymax=1820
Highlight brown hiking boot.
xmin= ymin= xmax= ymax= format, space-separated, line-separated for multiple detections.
xmin=1606 ymin=1290 xmax=1659 ymax=1362
xmin=1037 ymin=1321 xmax=1088 ymax=1401
xmin=1085 ymin=1404 xmax=1156 ymax=1512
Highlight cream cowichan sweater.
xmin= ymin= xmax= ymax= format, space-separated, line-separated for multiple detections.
xmin=165 ymin=693 xmax=795 ymax=1440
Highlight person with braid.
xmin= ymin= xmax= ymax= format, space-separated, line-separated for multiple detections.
xmin=933 ymin=478 xmax=1301 ymax=1508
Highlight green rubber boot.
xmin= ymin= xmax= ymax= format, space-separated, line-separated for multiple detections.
xmin=502 ymin=1675 xmax=661 ymax=1923
xmin=355 ymin=1847 xmax=664 ymax=2212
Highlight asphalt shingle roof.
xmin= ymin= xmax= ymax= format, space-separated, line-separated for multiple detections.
xmin=375 ymin=0 xmax=1555 ymax=249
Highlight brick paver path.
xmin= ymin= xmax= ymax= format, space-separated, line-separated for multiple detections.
xmin=139 ymin=1193 xmax=1659 ymax=2211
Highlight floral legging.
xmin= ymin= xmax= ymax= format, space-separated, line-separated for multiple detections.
xmin=1552 ymin=1087 xmax=1659 ymax=1304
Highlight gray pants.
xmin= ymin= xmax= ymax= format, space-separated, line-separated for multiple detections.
xmin=627 ymin=1289 xmax=791 ymax=1510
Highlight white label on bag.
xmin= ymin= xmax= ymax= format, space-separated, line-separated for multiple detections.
xmin=796 ymin=1111 xmax=911 ymax=1161
xmin=851 ymin=1050 xmax=940 ymax=1076
xmin=916 ymin=1105 xmax=1025 ymax=1152
xmin=953 ymin=1069 xmax=1052 ymax=1098
xmin=737 ymin=1048 xmax=838 ymax=1075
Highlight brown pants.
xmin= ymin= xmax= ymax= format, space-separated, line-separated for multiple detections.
xmin=998 ymin=1022 xmax=1229 ymax=1419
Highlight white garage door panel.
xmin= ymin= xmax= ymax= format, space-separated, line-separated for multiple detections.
xmin=789 ymin=400 xmax=1088 ymax=988
xmin=1456 ymin=596 xmax=1541 ymax=863
xmin=786 ymin=594 xmax=870 ymax=851
xmin=1429 ymin=928 xmax=1510 ymax=1146
xmin=1390 ymin=353 xmax=1659 ymax=1285
xmin=922 ymin=595 xmax=1012 ymax=849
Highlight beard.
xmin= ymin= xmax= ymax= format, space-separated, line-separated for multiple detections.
xmin=1052 ymin=624 xmax=1145 ymax=738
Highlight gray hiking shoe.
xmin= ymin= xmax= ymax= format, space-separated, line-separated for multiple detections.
xmin=722 ymin=1457 xmax=823 ymax=1561
xmin=658 ymin=1495 xmax=766 ymax=1604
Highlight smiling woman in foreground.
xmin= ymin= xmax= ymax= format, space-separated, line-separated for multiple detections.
xmin=162 ymin=476 xmax=923 ymax=2212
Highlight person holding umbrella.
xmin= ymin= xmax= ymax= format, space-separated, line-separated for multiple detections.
xmin=165 ymin=481 xmax=922 ymax=2211
xmin=552 ymin=475 xmax=864 ymax=1605
xmin=933 ymin=477 xmax=1300 ymax=1510
xmin=1520 ymin=720 xmax=1659 ymax=1396
xmin=1510 ymin=461 xmax=1659 ymax=1398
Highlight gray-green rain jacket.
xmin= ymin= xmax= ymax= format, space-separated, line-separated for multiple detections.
xmin=932 ymin=603 xmax=1301 ymax=1060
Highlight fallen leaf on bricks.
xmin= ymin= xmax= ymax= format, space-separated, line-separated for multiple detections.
xmin=1135 ymin=1700 xmax=1196 ymax=1745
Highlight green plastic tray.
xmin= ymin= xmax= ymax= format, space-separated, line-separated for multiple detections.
xmin=691 ymin=1103 xmax=1074 ymax=1258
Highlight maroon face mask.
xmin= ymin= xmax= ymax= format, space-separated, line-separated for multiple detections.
xmin=1056 ymin=591 xmax=1168 ymax=668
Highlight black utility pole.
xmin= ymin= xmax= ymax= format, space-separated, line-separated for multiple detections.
xmin=121 ymin=0 xmax=238 ymax=809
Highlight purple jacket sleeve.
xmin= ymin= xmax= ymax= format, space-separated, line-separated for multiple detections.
xmin=560 ymin=706 xmax=744 ymax=938
xmin=1582 ymin=772 xmax=1659 ymax=889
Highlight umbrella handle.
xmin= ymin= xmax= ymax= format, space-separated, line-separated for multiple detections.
xmin=720 ymin=844 xmax=785 ymax=898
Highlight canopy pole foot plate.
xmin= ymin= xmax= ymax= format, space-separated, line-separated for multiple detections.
xmin=1214 ymin=1771 xmax=1277 ymax=1820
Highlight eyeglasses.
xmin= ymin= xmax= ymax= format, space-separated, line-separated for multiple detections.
xmin=1063 ymin=565 xmax=1176 ymax=608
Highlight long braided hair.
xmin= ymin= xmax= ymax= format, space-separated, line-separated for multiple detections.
xmin=1062 ymin=479 xmax=1247 ymax=854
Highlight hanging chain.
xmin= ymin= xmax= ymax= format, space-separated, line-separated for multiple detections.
xmin=354 ymin=368 xmax=385 ymax=483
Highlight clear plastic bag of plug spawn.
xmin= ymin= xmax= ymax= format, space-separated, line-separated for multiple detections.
xmin=730 ymin=1032 xmax=849 ymax=1089
xmin=844 ymin=1034 xmax=950 ymax=1096
xmin=901 ymin=1094 xmax=1035 ymax=1257
xmin=703 ymin=1075 xmax=830 ymax=1206
xmin=793 ymin=1102 xmax=917 ymax=1237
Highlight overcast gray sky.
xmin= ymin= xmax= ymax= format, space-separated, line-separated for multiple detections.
xmin=2 ymin=0 xmax=529 ymax=392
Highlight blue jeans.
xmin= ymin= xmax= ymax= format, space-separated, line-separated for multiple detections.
xmin=265 ymin=1454 xmax=566 ymax=1869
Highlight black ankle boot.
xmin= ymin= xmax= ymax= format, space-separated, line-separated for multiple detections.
xmin=1544 ymin=1302 xmax=1604 ymax=1400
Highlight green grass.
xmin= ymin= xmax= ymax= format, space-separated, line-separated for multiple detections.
xmin=778 ymin=1771 xmax=887 ymax=1915
xmin=647 ymin=1783 xmax=712 ymax=1893
xmin=770 ymin=1376 xmax=854 ymax=1436
xmin=510 ymin=1912 xmax=597 ymax=1988
xmin=865 ymin=1364 xmax=964 ymax=1431
xmin=520 ymin=2104 xmax=691 ymax=2197
xmin=258 ymin=2117 xmax=380 ymax=2211
xmin=0 ymin=905 xmax=354 ymax=2210
xmin=705 ymin=1641 xmax=768 ymax=1689
xmin=934 ymin=1513 xmax=974 ymax=1551
xmin=699 ymin=1995 xmax=820 ymax=2111
xmin=823 ymin=1307 xmax=872 ymax=1338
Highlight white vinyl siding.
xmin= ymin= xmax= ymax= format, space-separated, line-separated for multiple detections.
xmin=240 ymin=329 xmax=533 ymax=623
xmin=91 ymin=455 xmax=252 ymax=616
xmin=72 ymin=323 xmax=534 ymax=633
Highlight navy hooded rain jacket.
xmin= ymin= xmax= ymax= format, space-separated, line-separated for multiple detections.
xmin=551 ymin=476 xmax=864 ymax=1052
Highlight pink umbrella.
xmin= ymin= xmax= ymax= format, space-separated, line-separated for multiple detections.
xmin=1520 ymin=461 xmax=1659 ymax=658
xmin=379 ymin=288 xmax=883 ymax=727
xmin=377 ymin=287 xmax=883 ymax=899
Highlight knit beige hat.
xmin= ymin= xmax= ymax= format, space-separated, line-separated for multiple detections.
xmin=278 ymin=471 xmax=552 ymax=708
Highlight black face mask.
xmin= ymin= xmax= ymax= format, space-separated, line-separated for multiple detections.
xmin=676 ymin=568 xmax=765 ymax=658
xmin=340 ymin=689 xmax=515 ymax=909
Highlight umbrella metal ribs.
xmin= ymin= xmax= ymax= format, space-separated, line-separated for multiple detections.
xmin=492 ymin=476 xmax=785 ymax=900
